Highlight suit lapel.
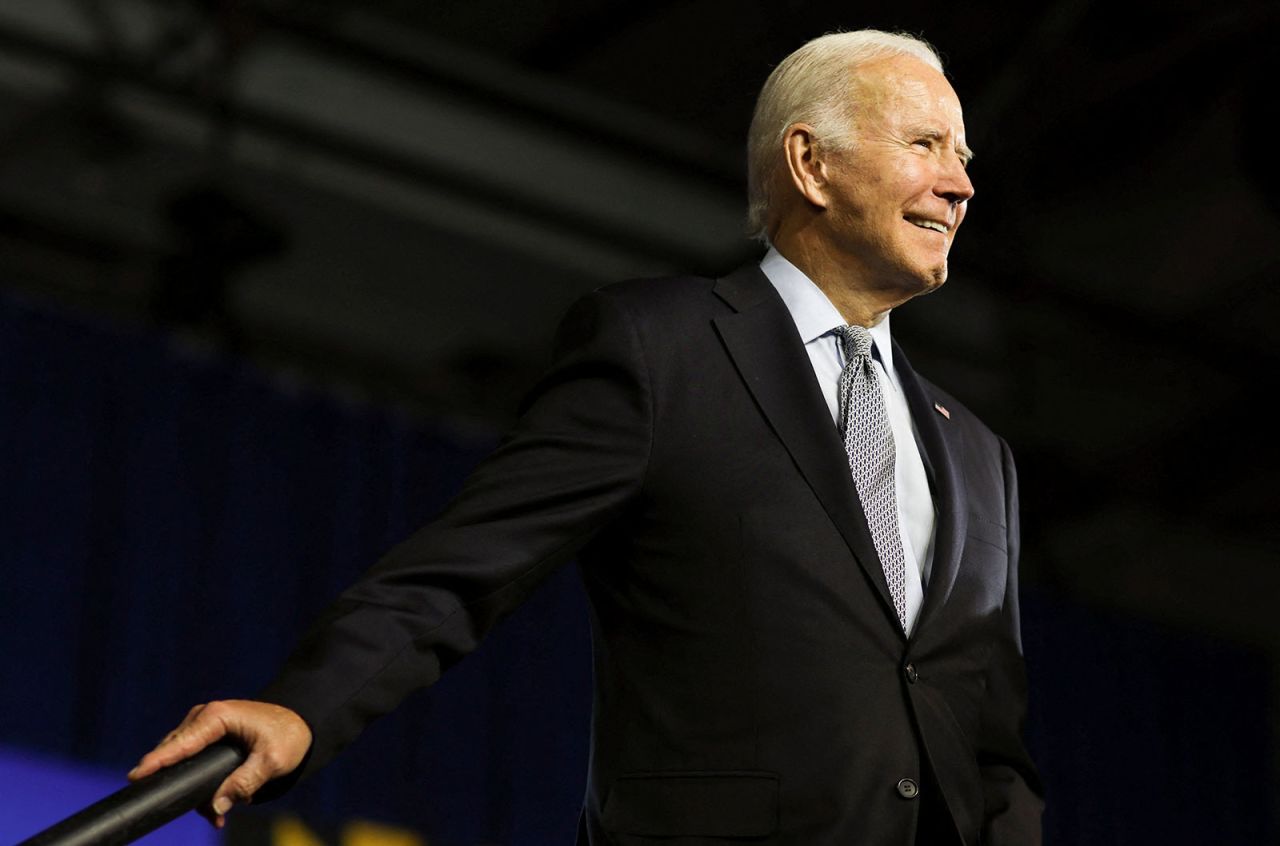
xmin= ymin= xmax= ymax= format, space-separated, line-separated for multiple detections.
xmin=893 ymin=343 xmax=968 ymax=639
xmin=711 ymin=265 xmax=901 ymax=632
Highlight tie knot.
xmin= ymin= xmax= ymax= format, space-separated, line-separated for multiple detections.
xmin=837 ymin=324 xmax=874 ymax=360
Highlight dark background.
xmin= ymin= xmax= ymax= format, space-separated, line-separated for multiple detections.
xmin=0 ymin=0 xmax=1277 ymax=843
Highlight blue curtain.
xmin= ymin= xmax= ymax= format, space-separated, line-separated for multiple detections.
xmin=0 ymin=292 xmax=1270 ymax=845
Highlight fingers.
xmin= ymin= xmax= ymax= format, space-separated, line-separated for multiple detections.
xmin=128 ymin=703 xmax=225 ymax=781
xmin=129 ymin=700 xmax=313 ymax=829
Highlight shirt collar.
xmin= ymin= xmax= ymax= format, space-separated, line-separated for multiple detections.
xmin=759 ymin=246 xmax=897 ymax=378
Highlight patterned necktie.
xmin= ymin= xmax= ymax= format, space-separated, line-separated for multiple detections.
xmin=836 ymin=325 xmax=908 ymax=632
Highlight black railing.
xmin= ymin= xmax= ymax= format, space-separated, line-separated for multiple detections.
xmin=16 ymin=743 xmax=245 ymax=846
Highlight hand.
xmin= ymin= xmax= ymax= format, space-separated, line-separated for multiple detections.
xmin=128 ymin=700 xmax=312 ymax=829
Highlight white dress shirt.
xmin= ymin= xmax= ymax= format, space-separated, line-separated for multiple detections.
xmin=759 ymin=248 xmax=937 ymax=635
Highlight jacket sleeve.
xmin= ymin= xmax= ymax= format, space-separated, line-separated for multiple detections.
xmin=255 ymin=289 xmax=651 ymax=792
xmin=978 ymin=439 xmax=1045 ymax=844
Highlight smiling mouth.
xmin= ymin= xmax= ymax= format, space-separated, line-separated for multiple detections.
xmin=905 ymin=216 xmax=949 ymax=234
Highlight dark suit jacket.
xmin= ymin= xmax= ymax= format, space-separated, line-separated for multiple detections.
xmin=259 ymin=264 xmax=1043 ymax=845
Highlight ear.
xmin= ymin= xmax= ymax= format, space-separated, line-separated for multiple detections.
xmin=782 ymin=123 xmax=831 ymax=210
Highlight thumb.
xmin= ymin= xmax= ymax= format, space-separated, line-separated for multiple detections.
xmin=209 ymin=753 xmax=273 ymax=815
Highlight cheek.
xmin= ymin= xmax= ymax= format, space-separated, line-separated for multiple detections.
xmin=893 ymin=170 xmax=938 ymax=212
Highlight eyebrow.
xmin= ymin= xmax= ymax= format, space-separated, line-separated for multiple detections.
xmin=911 ymin=128 xmax=975 ymax=164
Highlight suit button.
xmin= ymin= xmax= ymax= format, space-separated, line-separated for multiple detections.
xmin=897 ymin=778 xmax=919 ymax=799
xmin=904 ymin=663 xmax=919 ymax=684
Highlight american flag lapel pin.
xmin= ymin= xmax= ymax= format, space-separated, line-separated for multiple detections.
xmin=934 ymin=402 xmax=951 ymax=420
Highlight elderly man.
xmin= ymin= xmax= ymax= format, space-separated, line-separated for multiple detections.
xmin=133 ymin=29 xmax=1042 ymax=846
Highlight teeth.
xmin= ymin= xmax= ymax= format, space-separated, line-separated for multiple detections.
xmin=908 ymin=218 xmax=947 ymax=233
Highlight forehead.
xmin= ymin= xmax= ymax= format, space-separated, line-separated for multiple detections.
xmin=850 ymin=55 xmax=965 ymax=131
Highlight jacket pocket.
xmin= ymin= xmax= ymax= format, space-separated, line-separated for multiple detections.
xmin=602 ymin=770 xmax=779 ymax=838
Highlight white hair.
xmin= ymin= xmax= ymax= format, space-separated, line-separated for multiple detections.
xmin=745 ymin=30 xmax=944 ymax=241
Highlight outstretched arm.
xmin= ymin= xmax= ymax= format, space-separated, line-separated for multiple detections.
xmin=129 ymin=289 xmax=651 ymax=823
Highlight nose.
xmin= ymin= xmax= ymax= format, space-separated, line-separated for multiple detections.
xmin=937 ymin=155 xmax=974 ymax=206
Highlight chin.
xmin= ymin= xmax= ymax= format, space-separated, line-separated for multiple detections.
xmin=903 ymin=264 xmax=948 ymax=299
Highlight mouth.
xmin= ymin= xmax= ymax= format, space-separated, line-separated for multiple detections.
xmin=904 ymin=215 xmax=950 ymax=235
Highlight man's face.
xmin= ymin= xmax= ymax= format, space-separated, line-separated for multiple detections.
xmin=818 ymin=55 xmax=974 ymax=299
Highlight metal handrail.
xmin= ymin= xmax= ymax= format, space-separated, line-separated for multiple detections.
xmin=15 ymin=742 xmax=246 ymax=846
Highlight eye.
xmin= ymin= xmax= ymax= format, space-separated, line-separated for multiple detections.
xmin=912 ymin=138 xmax=933 ymax=150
